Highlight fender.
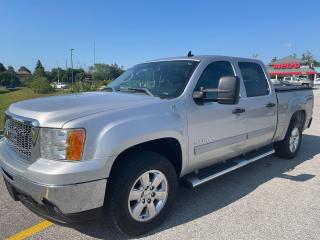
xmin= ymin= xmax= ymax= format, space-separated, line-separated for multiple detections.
xmin=63 ymin=98 xmax=189 ymax=177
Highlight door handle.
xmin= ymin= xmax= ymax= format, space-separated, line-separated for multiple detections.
xmin=266 ymin=102 xmax=276 ymax=108
xmin=232 ymin=108 xmax=245 ymax=114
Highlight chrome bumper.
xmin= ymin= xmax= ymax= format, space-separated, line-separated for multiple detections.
xmin=2 ymin=167 xmax=107 ymax=215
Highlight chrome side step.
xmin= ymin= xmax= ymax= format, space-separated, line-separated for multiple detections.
xmin=183 ymin=147 xmax=275 ymax=188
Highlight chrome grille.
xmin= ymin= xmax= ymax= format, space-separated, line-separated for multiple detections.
xmin=4 ymin=117 xmax=32 ymax=160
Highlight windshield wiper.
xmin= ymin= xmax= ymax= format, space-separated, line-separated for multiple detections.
xmin=119 ymin=87 xmax=154 ymax=97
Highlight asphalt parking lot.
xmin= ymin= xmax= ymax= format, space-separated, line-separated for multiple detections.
xmin=1 ymin=89 xmax=320 ymax=240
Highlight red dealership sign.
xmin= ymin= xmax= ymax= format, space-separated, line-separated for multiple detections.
xmin=273 ymin=63 xmax=300 ymax=69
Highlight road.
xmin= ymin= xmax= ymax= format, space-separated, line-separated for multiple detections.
xmin=1 ymin=89 xmax=320 ymax=240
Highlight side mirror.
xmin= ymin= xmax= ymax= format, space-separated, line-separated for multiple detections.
xmin=193 ymin=76 xmax=239 ymax=104
xmin=217 ymin=76 xmax=240 ymax=104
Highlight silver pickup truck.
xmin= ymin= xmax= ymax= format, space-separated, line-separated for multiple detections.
xmin=0 ymin=55 xmax=313 ymax=236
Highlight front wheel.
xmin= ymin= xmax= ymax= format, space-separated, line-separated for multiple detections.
xmin=105 ymin=151 xmax=177 ymax=236
xmin=274 ymin=120 xmax=302 ymax=159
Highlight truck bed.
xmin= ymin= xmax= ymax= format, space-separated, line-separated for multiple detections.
xmin=273 ymin=85 xmax=313 ymax=142
xmin=274 ymin=85 xmax=312 ymax=92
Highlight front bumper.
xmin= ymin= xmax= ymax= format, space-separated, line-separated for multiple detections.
xmin=0 ymin=138 xmax=108 ymax=221
xmin=1 ymin=167 xmax=107 ymax=222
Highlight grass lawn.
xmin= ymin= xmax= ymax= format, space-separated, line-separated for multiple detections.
xmin=0 ymin=88 xmax=69 ymax=128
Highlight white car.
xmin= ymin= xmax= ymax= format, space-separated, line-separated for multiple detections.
xmin=283 ymin=76 xmax=311 ymax=86
xmin=54 ymin=82 xmax=68 ymax=89
xmin=313 ymin=78 xmax=320 ymax=86
xmin=271 ymin=78 xmax=286 ymax=85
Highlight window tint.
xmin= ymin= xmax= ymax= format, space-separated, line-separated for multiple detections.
xmin=238 ymin=62 xmax=269 ymax=97
xmin=195 ymin=61 xmax=235 ymax=99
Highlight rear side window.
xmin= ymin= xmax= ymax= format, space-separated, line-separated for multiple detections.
xmin=195 ymin=61 xmax=235 ymax=99
xmin=238 ymin=62 xmax=269 ymax=97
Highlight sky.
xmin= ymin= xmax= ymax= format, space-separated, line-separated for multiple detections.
xmin=1 ymin=0 xmax=320 ymax=71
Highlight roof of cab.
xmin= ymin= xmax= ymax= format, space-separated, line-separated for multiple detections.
xmin=143 ymin=55 xmax=260 ymax=63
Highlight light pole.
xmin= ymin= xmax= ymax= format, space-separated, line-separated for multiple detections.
xmin=93 ymin=41 xmax=96 ymax=65
xmin=70 ymin=48 xmax=75 ymax=88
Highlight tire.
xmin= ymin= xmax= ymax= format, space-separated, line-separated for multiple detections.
xmin=274 ymin=120 xmax=302 ymax=159
xmin=104 ymin=151 xmax=178 ymax=236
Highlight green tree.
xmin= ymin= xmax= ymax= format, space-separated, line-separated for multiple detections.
xmin=48 ymin=67 xmax=65 ymax=82
xmin=0 ymin=64 xmax=20 ymax=87
xmin=75 ymin=71 xmax=85 ymax=82
xmin=90 ymin=64 xmax=110 ymax=81
xmin=18 ymin=66 xmax=31 ymax=73
xmin=30 ymin=77 xmax=53 ymax=93
xmin=0 ymin=71 xmax=20 ymax=88
xmin=34 ymin=60 xmax=46 ymax=77
xmin=301 ymin=51 xmax=314 ymax=65
xmin=0 ymin=63 xmax=6 ymax=72
xmin=22 ymin=76 xmax=34 ymax=87
xmin=109 ymin=63 xmax=124 ymax=79
xmin=7 ymin=65 xmax=15 ymax=73
xmin=313 ymin=60 xmax=320 ymax=67
xmin=89 ymin=63 xmax=124 ymax=81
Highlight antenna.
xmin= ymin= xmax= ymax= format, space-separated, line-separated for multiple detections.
xmin=187 ymin=51 xmax=194 ymax=57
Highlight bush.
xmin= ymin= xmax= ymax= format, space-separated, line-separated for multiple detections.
xmin=30 ymin=77 xmax=53 ymax=94
xmin=22 ymin=76 xmax=34 ymax=87
xmin=0 ymin=71 xmax=21 ymax=88
xmin=0 ymin=86 xmax=9 ymax=94
xmin=70 ymin=81 xmax=106 ymax=93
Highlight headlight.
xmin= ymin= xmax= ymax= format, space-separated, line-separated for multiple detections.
xmin=40 ymin=128 xmax=85 ymax=161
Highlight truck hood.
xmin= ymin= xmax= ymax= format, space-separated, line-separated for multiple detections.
xmin=8 ymin=92 xmax=160 ymax=128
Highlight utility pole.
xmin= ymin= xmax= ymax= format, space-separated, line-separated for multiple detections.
xmin=70 ymin=48 xmax=75 ymax=88
xmin=56 ymin=61 xmax=60 ymax=84
xmin=93 ymin=41 xmax=96 ymax=65
xmin=65 ymin=58 xmax=68 ymax=82
xmin=58 ymin=68 xmax=60 ymax=83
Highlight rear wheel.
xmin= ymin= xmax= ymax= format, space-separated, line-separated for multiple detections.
xmin=105 ymin=151 xmax=177 ymax=236
xmin=274 ymin=120 xmax=302 ymax=159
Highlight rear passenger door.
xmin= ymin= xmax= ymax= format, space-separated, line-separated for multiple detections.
xmin=237 ymin=61 xmax=277 ymax=151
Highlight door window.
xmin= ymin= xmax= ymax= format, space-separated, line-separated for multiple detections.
xmin=238 ymin=62 xmax=269 ymax=97
xmin=195 ymin=61 xmax=235 ymax=99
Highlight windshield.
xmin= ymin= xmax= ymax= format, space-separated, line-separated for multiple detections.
xmin=107 ymin=60 xmax=199 ymax=98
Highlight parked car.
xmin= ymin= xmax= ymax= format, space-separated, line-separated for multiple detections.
xmin=1 ymin=55 xmax=313 ymax=236
xmin=270 ymin=78 xmax=288 ymax=85
xmin=51 ymin=82 xmax=68 ymax=89
xmin=313 ymin=78 xmax=320 ymax=86
xmin=283 ymin=76 xmax=311 ymax=86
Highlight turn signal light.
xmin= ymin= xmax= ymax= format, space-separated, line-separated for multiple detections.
xmin=66 ymin=129 xmax=85 ymax=161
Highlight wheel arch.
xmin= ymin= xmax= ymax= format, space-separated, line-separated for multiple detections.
xmin=290 ymin=110 xmax=306 ymax=130
xmin=109 ymin=138 xmax=183 ymax=179
xmin=275 ymin=108 xmax=307 ymax=142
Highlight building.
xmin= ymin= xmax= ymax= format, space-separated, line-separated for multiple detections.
xmin=16 ymin=70 xmax=31 ymax=80
xmin=267 ymin=56 xmax=317 ymax=80
xmin=313 ymin=67 xmax=320 ymax=79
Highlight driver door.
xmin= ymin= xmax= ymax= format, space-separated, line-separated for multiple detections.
xmin=187 ymin=59 xmax=247 ymax=170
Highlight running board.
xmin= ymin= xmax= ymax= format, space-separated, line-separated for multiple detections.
xmin=183 ymin=147 xmax=275 ymax=188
